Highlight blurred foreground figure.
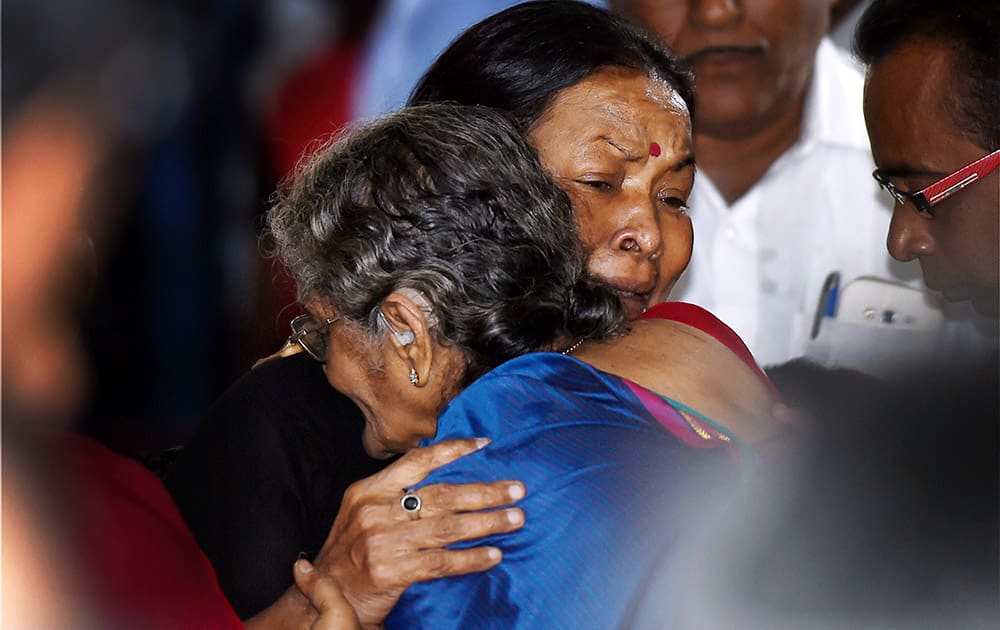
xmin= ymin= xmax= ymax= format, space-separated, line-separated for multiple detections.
xmin=0 ymin=2 xmax=356 ymax=627
xmin=1 ymin=1 xmax=241 ymax=626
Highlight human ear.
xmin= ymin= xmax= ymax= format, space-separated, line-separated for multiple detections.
xmin=379 ymin=290 xmax=435 ymax=387
xmin=378 ymin=310 xmax=414 ymax=345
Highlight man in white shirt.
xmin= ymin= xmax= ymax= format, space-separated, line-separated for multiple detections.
xmin=611 ymin=0 xmax=919 ymax=366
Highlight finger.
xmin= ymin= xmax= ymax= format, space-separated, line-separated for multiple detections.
xmin=376 ymin=438 xmax=491 ymax=488
xmin=389 ymin=546 xmax=504 ymax=586
xmin=396 ymin=508 xmax=525 ymax=549
xmin=294 ymin=559 xmax=360 ymax=630
xmin=342 ymin=481 xmax=525 ymax=533
xmin=417 ymin=480 xmax=525 ymax=514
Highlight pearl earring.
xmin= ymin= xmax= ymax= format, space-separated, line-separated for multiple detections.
xmin=409 ymin=368 xmax=419 ymax=386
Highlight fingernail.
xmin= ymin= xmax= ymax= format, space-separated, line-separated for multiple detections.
xmin=506 ymin=509 xmax=524 ymax=526
xmin=295 ymin=559 xmax=313 ymax=574
xmin=474 ymin=437 xmax=491 ymax=449
xmin=507 ymin=483 xmax=525 ymax=500
xmin=487 ymin=547 xmax=502 ymax=561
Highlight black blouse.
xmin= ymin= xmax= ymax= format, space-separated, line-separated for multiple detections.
xmin=165 ymin=353 xmax=389 ymax=618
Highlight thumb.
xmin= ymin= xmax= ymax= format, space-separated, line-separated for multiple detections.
xmin=294 ymin=559 xmax=360 ymax=630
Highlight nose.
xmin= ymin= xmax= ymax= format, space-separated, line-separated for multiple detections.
xmin=691 ymin=0 xmax=744 ymax=28
xmin=886 ymin=207 xmax=934 ymax=262
xmin=612 ymin=198 xmax=663 ymax=262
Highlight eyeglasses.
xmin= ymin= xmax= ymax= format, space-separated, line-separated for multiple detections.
xmin=872 ymin=148 xmax=1000 ymax=217
xmin=252 ymin=314 xmax=339 ymax=369
xmin=287 ymin=314 xmax=339 ymax=362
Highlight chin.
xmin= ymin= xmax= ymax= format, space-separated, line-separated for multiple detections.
xmin=362 ymin=428 xmax=395 ymax=460
xmin=971 ymin=291 xmax=1000 ymax=318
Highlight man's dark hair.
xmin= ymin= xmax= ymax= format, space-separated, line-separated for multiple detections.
xmin=854 ymin=0 xmax=999 ymax=151
xmin=408 ymin=0 xmax=693 ymax=132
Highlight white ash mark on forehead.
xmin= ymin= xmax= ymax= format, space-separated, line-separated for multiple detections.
xmin=645 ymin=71 xmax=689 ymax=116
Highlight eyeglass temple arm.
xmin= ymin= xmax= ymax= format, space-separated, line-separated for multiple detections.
xmin=922 ymin=149 xmax=1000 ymax=205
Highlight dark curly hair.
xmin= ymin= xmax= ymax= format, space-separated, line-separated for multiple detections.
xmin=267 ymin=104 xmax=627 ymax=386
xmin=854 ymin=0 xmax=999 ymax=151
xmin=408 ymin=0 xmax=693 ymax=133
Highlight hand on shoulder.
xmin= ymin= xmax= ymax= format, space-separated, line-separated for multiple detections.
xmin=311 ymin=438 xmax=527 ymax=625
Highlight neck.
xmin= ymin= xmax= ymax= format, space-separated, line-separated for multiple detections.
xmin=560 ymin=337 xmax=587 ymax=356
xmin=694 ymin=90 xmax=807 ymax=205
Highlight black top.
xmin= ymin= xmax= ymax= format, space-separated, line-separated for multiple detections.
xmin=165 ymin=354 xmax=389 ymax=619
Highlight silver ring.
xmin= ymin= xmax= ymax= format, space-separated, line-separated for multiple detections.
xmin=400 ymin=492 xmax=422 ymax=514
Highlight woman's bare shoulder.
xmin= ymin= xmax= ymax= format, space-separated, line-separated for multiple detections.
xmin=576 ymin=320 xmax=781 ymax=444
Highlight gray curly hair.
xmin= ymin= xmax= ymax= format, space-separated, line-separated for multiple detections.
xmin=267 ymin=103 xmax=626 ymax=385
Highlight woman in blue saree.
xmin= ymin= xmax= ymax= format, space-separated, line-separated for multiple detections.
xmin=269 ymin=103 xmax=782 ymax=627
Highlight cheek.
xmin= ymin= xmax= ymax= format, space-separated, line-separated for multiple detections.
xmin=585 ymin=251 xmax=616 ymax=285
xmin=966 ymin=188 xmax=1000 ymax=263
xmin=565 ymin=190 xmax=613 ymax=250
xmin=323 ymin=347 xmax=380 ymax=418
xmin=661 ymin=214 xmax=694 ymax=277
xmin=636 ymin=6 xmax=687 ymax=48
xmin=759 ymin=2 xmax=828 ymax=74
xmin=947 ymin=211 xmax=999 ymax=282
xmin=323 ymin=355 xmax=353 ymax=394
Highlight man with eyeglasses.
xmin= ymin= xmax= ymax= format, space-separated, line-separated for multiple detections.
xmin=857 ymin=0 xmax=999 ymax=318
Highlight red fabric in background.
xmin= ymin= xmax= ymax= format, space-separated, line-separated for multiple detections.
xmin=264 ymin=39 xmax=362 ymax=180
xmin=67 ymin=436 xmax=244 ymax=628
xmin=257 ymin=39 xmax=363 ymax=351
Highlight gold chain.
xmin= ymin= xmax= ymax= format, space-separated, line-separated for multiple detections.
xmin=679 ymin=411 xmax=731 ymax=442
xmin=558 ymin=337 xmax=731 ymax=444
xmin=560 ymin=338 xmax=586 ymax=355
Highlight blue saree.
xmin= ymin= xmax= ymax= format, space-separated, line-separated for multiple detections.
xmin=386 ymin=352 xmax=738 ymax=629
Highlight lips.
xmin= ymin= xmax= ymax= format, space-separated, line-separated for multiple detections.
xmin=608 ymin=279 xmax=658 ymax=320
xmin=683 ymin=45 xmax=765 ymax=68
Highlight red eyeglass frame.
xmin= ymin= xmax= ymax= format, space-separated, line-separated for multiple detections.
xmin=872 ymin=148 xmax=1000 ymax=217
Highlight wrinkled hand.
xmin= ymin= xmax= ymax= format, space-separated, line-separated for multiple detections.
xmin=294 ymin=559 xmax=360 ymax=630
xmin=312 ymin=438 xmax=525 ymax=626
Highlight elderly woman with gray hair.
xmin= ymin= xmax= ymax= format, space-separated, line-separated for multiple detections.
xmin=265 ymin=102 xmax=781 ymax=628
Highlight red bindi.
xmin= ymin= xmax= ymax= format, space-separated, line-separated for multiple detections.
xmin=649 ymin=142 xmax=661 ymax=157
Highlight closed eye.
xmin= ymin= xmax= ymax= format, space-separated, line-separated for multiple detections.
xmin=659 ymin=195 xmax=689 ymax=212
xmin=579 ymin=179 xmax=614 ymax=191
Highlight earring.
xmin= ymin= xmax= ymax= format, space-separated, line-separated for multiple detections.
xmin=409 ymin=368 xmax=420 ymax=387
